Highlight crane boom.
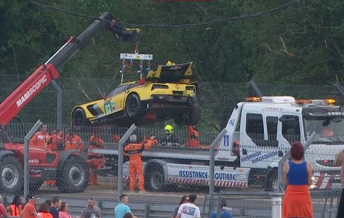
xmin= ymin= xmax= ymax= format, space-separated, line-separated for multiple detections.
xmin=0 ymin=12 xmax=136 ymax=126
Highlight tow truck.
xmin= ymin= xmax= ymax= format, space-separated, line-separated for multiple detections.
xmin=114 ymin=96 xmax=343 ymax=191
xmin=0 ymin=12 xmax=138 ymax=193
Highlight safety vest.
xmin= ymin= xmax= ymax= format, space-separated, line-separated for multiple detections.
xmin=10 ymin=204 xmax=22 ymax=216
xmin=39 ymin=212 xmax=53 ymax=218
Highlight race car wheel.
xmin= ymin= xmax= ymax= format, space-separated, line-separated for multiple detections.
xmin=72 ymin=108 xmax=89 ymax=127
xmin=182 ymin=105 xmax=201 ymax=126
xmin=56 ymin=156 xmax=89 ymax=193
xmin=0 ymin=157 xmax=23 ymax=194
xmin=126 ymin=93 xmax=141 ymax=117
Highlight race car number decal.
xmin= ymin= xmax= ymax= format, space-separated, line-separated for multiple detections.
xmin=104 ymin=101 xmax=117 ymax=114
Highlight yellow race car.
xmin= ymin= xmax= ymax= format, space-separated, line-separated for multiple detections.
xmin=71 ymin=62 xmax=201 ymax=127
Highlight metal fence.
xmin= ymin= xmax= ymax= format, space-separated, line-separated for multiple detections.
xmin=2 ymin=75 xmax=344 ymax=217
xmin=1 ymin=122 xmax=343 ymax=217
xmin=0 ymin=74 xmax=341 ymax=130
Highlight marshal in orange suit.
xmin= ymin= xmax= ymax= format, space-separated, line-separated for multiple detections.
xmin=124 ymin=134 xmax=157 ymax=192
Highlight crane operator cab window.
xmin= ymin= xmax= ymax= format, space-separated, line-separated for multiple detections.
xmin=280 ymin=115 xmax=300 ymax=144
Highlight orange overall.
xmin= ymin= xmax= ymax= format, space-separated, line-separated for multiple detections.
xmin=124 ymin=138 xmax=157 ymax=191
xmin=65 ymin=134 xmax=84 ymax=150
xmin=186 ymin=126 xmax=201 ymax=148
xmin=30 ymin=131 xmax=50 ymax=148
xmin=88 ymin=135 xmax=105 ymax=185
xmin=46 ymin=131 xmax=64 ymax=186
xmin=47 ymin=131 xmax=64 ymax=150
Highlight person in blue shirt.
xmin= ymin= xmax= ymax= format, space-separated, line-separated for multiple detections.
xmin=114 ymin=194 xmax=137 ymax=218
xmin=211 ymin=199 xmax=232 ymax=218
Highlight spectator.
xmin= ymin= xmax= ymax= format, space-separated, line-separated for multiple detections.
xmin=283 ymin=142 xmax=313 ymax=218
xmin=38 ymin=203 xmax=53 ymax=218
xmin=89 ymin=129 xmax=105 ymax=186
xmin=171 ymin=195 xmax=189 ymax=218
xmin=59 ymin=202 xmax=76 ymax=218
xmin=45 ymin=199 xmax=52 ymax=207
xmin=124 ymin=134 xmax=157 ymax=193
xmin=23 ymin=194 xmax=32 ymax=209
xmin=6 ymin=195 xmax=22 ymax=217
xmin=176 ymin=194 xmax=201 ymax=218
xmin=185 ymin=126 xmax=201 ymax=148
xmin=80 ymin=198 xmax=102 ymax=218
xmin=30 ymin=124 xmax=50 ymax=148
xmin=0 ymin=194 xmax=8 ymax=218
xmin=65 ymin=129 xmax=84 ymax=150
xmin=211 ymin=199 xmax=232 ymax=218
xmin=335 ymin=148 xmax=344 ymax=218
xmin=21 ymin=195 xmax=39 ymax=218
xmin=160 ymin=125 xmax=179 ymax=147
xmin=49 ymin=196 xmax=61 ymax=218
xmin=114 ymin=194 xmax=137 ymax=218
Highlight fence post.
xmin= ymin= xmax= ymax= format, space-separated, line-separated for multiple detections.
xmin=145 ymin=204 xmax=150 ymax=218
xmin=209 ymin=128 xmax=227 ymax=218
xmin=24 ymin=120 xmax=43 ymax=197
xmin=271 ymin=193 xmax=283 ymax=218
xmin=51 ymin=80 xmax=62 ymax=130
xmin=118 ymin=124 xmax=137 ymax=198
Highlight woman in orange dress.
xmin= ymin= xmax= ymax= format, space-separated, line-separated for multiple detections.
xmin=283 ymin=142 xmax=314 ymax=218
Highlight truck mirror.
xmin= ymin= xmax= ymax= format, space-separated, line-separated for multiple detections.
xmin=322 ymin=120 xmax=330 ymax=126
xmin=279 ymin=116 xmax=287 ymax=123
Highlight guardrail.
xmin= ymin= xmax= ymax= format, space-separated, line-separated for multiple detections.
xmin=2 ymin=191 xmax=342 ymax=218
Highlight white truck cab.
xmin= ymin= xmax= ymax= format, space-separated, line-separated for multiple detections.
xmin=219 ymin=96 xmax=343 ymax=190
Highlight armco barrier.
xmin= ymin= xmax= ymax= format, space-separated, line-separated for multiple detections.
xmin=3 ymin=190 xmax=342 ymax=218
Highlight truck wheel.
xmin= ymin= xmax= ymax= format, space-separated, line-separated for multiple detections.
xmin=182 ymin=105 xmax=201 ymax=126
xmin=265 ymin=171 xmax=279 ymax=192
xmin=145 ymin=165 xmax=165 ymax=192
xmin=57 ymin=156 xmax=89 ymax=193
xmin=0 ymin=157 xmax=23 ymax=194
xmin=72 ymin=108 xmax=89 ymax=127
xmin=126 ymin=93 xmax=141 ymax=117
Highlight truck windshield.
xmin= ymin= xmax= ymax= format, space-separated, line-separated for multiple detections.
xmin=303 ymin=116 xmax=344 ymax=144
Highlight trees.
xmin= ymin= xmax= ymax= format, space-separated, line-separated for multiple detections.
xmin=1 ymin=0 xmax=344 ymax=84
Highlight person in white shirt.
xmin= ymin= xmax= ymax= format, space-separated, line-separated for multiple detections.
xmin=176 ymin=194 xmax=201 ymax=218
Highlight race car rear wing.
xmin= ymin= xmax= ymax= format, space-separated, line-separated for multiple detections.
xmin=146 ymin=62 xmax=194 ymax=84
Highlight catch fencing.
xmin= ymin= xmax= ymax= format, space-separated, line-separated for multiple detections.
xmin=1 ymin=74 xmax=344 ymax=217
xmin=0 ymin=74 xmax=340 ymax=130
xmin=1 ymin=122 xmax=343 ymax=217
